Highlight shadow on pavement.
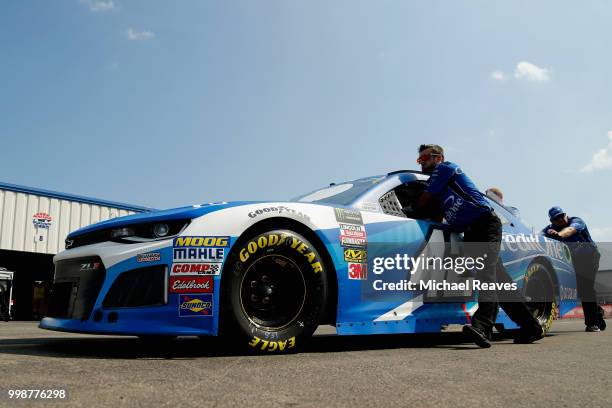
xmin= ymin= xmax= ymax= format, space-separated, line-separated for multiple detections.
xmin=0 ymin=329 xmax=559 ymax=360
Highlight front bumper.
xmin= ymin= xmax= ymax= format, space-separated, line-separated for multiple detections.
xmin=39 ymin=240 xmax=221 ymax=336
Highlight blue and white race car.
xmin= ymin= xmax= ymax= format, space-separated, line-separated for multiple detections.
xmin=41 ymin=171 xmax=579 ymax=352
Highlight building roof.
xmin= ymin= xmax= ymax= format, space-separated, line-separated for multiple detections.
xmin=0 ymin=181 xmax=154 ymax=212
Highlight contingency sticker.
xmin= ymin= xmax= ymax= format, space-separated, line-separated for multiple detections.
xmin=178 ymin=294 xmax=213 ymax=317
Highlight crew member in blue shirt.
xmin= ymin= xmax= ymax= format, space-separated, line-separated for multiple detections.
xmin=415 ymin=144 xmax=543 ymax=347
xmin=543 ymin=207 xmax=605 ymax=332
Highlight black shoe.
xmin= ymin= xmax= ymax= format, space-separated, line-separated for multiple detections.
xmin=585 ymin=325 xmax=601 ymax=332
xmin=598 ymin=319 xmax=606 ymax=331
xmin=513 ymin=326 xmax=544 ymax=344
xmin=463 ymin=325 xmax=491 ymax=348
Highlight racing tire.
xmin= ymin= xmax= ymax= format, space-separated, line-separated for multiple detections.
xmin=523 ymin=262 xmax=557 ymax=335
xmin=221 ymin=229 xmax=329 ymax=353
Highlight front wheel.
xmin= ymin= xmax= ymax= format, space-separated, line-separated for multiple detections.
xmin=221 ymin=230 xmax=329 ymax=353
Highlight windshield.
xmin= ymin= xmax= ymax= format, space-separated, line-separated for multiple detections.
xmin=293 ymin=176 xmax=385 ymax=205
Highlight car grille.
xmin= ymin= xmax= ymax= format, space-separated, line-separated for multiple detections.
xmin=47 ymin=257 xmax=106 ymax=321
xmin=102 ymin=266 xmax=166 ymax=308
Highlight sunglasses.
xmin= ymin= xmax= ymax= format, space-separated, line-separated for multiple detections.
xmin=416 ymin=153 xmax=440 ymax=164
xmin=552 ymin=214 xmax=566 ymax=222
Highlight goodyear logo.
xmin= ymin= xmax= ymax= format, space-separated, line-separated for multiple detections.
xmin=344 ymin=249 xmax=367 ymax=263
xmin=178 ymin=294 xmax=213 ymax=317
xmin=238 ymin=233 xmax=322 ymax=273
xmin=173 ymin=236 xmax=229 ymax=247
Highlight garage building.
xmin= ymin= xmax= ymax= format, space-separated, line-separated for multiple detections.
xmin=0 ymin=182 xmax=151 ymax=320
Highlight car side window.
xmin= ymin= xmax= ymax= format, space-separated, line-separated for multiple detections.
xmin=379 ymin=181 xmax=432 ymax=219
xmin=488 ymin=199 xmax=512 ymax=225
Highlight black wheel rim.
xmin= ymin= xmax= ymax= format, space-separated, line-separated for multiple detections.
xmin=525 ymin=271 xmax=552 ymax=324
xmin=240 ymin=254 xmax=306 ymax=330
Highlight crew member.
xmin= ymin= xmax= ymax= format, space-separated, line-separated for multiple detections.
xmin=415 ymin=144 xmax=543 ymax=347
xmin=485 ymin=187 xmax=504 ymax=204
xmin=543 ymin=207 xmax=605 ymax=332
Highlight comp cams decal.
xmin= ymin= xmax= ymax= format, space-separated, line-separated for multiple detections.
xmin=171 ymin=263 xmax=221 ymax=275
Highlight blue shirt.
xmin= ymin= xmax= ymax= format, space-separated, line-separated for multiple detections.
xmin=425 ymin=161 xmax=492 ymax=230
xmin=542 ymin=216 xmax=598 ymax=255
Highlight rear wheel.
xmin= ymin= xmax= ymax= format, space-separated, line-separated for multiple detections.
xmin=524 ymin=262 xmax=557 ymax=334
xmin=221 ymin=230 xmax=328 ymax=353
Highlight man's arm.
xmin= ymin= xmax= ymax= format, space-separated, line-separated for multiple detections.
xmin=556 ymin=227 xmax=577 ymax=239
xmin=556 ymin=218 xmax=585 ymax=239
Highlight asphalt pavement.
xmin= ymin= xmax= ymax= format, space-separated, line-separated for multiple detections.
xmin=0 ymin=319 xmax=611 ymax=407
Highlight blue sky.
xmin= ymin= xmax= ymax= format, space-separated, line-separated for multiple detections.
xmin=1 ymin=1 xmax=612 ymax=239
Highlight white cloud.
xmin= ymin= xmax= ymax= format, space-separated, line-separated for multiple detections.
xmin=514 ymin=61 xmax=550 ymax=81
xmin=581 ymin=131 xmax=612 ymax=172
xmin=81 ymin=0 xmax=116 ymax=12
xmin=127 ymin=28 xmax=155 ymax=41
xmin=491 ymin=70 xmax=506 ymax=81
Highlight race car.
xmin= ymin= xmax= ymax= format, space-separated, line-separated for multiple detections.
xmin=40 ymin=170 xmax=579 ymax=352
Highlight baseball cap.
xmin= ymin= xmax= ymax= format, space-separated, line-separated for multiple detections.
xmin=548 ymin=206 xmax=565 ymax=221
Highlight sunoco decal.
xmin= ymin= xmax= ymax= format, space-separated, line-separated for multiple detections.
xmin=179 ymin=294 xmax=213 ymax=317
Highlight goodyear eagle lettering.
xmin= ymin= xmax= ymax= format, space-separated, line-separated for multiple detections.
xmin=248 ymin=336 xmax=296 ymax=352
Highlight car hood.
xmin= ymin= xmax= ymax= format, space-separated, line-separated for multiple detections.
xmin=67 ymin=201 xmax=257 ymax=238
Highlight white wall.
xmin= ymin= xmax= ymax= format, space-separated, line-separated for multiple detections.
xmin=0 ymin=188 xmax=135 ymax=255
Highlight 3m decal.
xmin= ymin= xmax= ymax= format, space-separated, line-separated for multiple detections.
xmin=137 ymin=252 xmax=161 ymax=263
xmin=334 ymin=208 xmax=363 ymax=225
xmin=171 ymin=263 xmax=221 ymax=275
xmin=344 ymin=249 xmax=367 ymax=262
xmin=179 ymin=294 xmax=213 ymax=316
xmin=169 ymin=276 xmax=213 ymax=293
xmin=173 ymin=236 xmax=229 ymax=247
xmin=238 ymin=233 xmax=323 ymax=273
xmin=348 ymin=262 xmax=367 ymax=280
xmin=248 ymin=336 xmax=296 ymax=352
